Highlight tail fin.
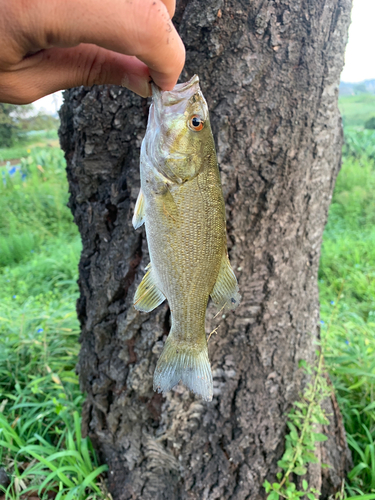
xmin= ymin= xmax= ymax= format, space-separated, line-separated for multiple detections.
xmin=153 ymin=335 xmax=213 ymax=401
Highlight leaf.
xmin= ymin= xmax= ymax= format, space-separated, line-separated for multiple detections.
xmin=348 ymin=378 xmax=367 ymax=390
xmin=287 ymin=422 xmax=298 ymax=434
xmin=348 ymin=462 xmax=370 ymax=479
xmin=71 ymin=464 xmax=107 ymax=496
xmin=286 ymin=482 xmax=296 ymax=492
xmin=321 ymin=462 xmax=331 ymax=469
xmin=302 ymin=452 xmax=319 ymax=463
xmin=263 ymin=481 xmax=271 ymax=493
xmin=312 ymin=432 xmax=328 ymax=442
xmin=346 ymin=496 xmax=375 ymax=500
xmin=293 ymin=466 xmax=307 ymax=476
xmin=277 ymin=460 xmax=289 ymax=470
xmin=268 ymin=491 xmax=279 ymax=500
xmin=311 ymin=414 xmax=329 ymax=425
xmin=363 ymin=401 xmax=375 ymax=412
xmin=282 ymin=448 xmax=294 ymax=461
xmin=302 ymin=480 xmax=308 ymax=491
xmin=290 ymin=431 xmax=298 ymax=442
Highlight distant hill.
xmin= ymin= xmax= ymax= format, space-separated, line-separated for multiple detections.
xmin=340 ymin=79 xmax=375 ymax=96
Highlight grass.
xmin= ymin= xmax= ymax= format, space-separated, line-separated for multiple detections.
xmin=0 ymin=147 xmax=110 ymax=499
xmin=0 ymin=147 xmax=77 ymax=267
xmin=0 ymin=126 xmax=374 ymax=498
xmin=319 ymin=128 xmax=375 ymax=496
xmin=339 ymin=94 xmax=375 ymax=128
xmin=0 ymin=130 xmax=59 ymax=163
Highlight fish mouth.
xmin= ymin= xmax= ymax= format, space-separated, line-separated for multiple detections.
xmin=152 ymin=74 xmax=201 ymax=108
xmin=150 ymin=74 xmax=207 ymax=132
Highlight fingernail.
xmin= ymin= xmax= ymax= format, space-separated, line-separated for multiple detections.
xmin=121 ymin=74 xmax=151 ymax=98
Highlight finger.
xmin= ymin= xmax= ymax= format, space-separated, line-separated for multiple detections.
xmin=16 ymin=0 xmax=185 ymax=91
xmin=0 ymin=44 xmax=153 ymax=104
xmin=160 ymin=0 xmax=176 ymax=18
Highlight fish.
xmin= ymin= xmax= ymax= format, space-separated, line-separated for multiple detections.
xmin=132 ymin=75 xmax=240 ymax=401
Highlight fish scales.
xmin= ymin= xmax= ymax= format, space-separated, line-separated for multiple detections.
xmin=132 ymin=75 xmax=240 ymax=401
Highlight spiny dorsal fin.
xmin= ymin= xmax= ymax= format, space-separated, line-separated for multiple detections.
xmin=134 ymin=264 xmax=165 ymax=312
xmin=210 ymin=252 xmax=241 ymax=311
xmin=132 ymin=189 xmax=145 ymax=229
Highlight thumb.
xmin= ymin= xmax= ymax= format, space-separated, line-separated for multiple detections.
xmin=1 ymin=44 xmax=152 ymax=104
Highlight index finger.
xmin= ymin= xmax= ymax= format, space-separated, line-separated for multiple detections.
xmin=16 ymin=0 xmax=185 ymax=91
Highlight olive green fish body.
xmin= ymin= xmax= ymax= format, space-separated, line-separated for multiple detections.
xmin=132 ymin=75 xmax=240 ymax=401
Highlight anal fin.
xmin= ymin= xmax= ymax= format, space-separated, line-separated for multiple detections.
xmin=132 ymin=189 xmax=145 ymax=229
xmin=134 ymin=264 xmax=165 ymax=312
xmin=210 ymin=252 xmax=241 ymax=311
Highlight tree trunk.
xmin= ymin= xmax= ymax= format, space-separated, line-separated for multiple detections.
xmin=59 ymin=0 xmax=353 ymax=498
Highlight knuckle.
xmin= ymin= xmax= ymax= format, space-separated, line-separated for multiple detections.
xmin=83 ymin=49 xmax=108 ymax=87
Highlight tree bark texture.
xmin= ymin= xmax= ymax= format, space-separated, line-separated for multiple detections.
xmin=59 ymin=1 xmax=353 ymax=498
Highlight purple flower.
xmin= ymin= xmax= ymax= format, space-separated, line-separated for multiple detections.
xmin=345 ymin=340 xmax=349 ymax=345
xmin=12 ymin=295 xmax=16 ymax=299
xmin=320 ymin=320 xmax=325 ymax=325
xmin=37 ymin=328 xmax=44 ymax=333
xmin=330 ymin=301 xmax=335 ymax=305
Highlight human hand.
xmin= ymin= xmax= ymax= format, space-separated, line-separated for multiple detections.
xmin=0 ymin=0 xmax=185 ymax=104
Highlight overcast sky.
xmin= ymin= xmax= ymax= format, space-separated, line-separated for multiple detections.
xmin=33 ymin=0 xmax=374 ymax=114
xmin=341 ymin=0 xmax=375 ymax=82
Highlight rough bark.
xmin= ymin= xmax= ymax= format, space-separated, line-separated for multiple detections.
xmin=59 ymin=0 xmax=353 ymax=498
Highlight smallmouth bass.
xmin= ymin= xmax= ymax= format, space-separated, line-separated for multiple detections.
xmin=132 ymin=75 xmax=240 ymax=401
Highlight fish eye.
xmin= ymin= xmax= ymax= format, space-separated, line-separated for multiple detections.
xmin=188 ymin=114 xmax=204 ymax=131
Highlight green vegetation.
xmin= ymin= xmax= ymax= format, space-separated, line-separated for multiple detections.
xmin=0 ymin=130 xmax=59 ymax=163
xmin=1 ymin=123 xmax=375 ymax=498
xmin=319 ymin=128 xmax=375 ymax=497
xmin=264 ymin=351 xmax=331 ymax=500
xmin=0 ymin=102 xmax=59 ymax=149
xmin=18 ymin=113 xmax=59 ymax=133
xmin=365 ymin=117 xmax=375 ymax=130
xmin=264 ymin=128 xmax=375 ymax=499
xmin=0 ymin=104 xmax=21 ymax=148
xmin=339 ymin=94 xmax=375 ymax=128
xmin=0 ymin=147 xmax=76 ymax=267
xmin=0 ymin=148 xmax=110 ymax=499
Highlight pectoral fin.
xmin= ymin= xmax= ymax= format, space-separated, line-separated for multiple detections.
xmin=134 ymin=264 xmax=165 ymax=312
xmin=132 ymin=189 xmax=145 ymax=229
xmin=211 ymin=253 xmax=241 ymax=311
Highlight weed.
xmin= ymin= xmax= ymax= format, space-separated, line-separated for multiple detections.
xmin=0 ymin=147 xmax=76 ymax=267
xmin=1 ymin=127 xmax=375 ymax=497
xmin=0 ymin=146 xmax=110 ymax=498
xmin=339 ymin=94 xmax=375 ymax=128
xmin=320 ymin=128 xmax=375 ymax=495
xmin=263 ymin=347 xmax=331 ymax=500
